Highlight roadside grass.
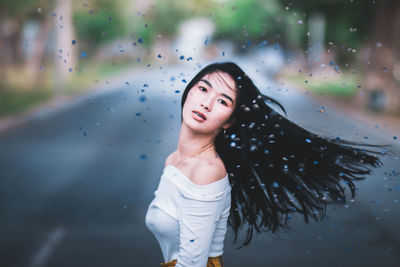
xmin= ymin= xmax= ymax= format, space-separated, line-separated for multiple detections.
xmin=279 ymin=70 xmax=360 ymax=97
xmin=0 ymin=88 xmax=53 ymax=117
xmin=0 ymin=60 xmax=136 ymax=118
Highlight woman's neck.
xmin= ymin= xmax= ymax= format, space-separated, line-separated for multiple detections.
xmin=176 ymin=123 xmax=217 ymax=160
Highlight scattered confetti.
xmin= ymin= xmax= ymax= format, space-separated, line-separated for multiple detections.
xmin=334 ymin=65 xmax=340 ymax=73
xmin=139 ymin=95 xmax=147 ymax=102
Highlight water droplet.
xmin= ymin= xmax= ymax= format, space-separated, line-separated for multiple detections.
xmin=139 ymin=95 xmax=147 ymax=102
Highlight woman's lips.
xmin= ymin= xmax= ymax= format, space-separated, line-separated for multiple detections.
xmin=192 ymin=111 xmax=207 ymax=121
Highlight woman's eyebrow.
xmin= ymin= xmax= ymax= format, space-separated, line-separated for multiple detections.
xmin=199 ymin=79 xmax=234 ymax=104
xmin=221 ymin=93 xmax=234 ymax=104
xmin=200 ymin=79 xmax=212 ymax=88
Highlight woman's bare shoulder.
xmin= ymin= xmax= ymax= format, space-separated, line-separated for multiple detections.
xmin=164 ymin=150 xmax=177 ymax=167
xmin=189 ymin=157 xmax=227 ymax=186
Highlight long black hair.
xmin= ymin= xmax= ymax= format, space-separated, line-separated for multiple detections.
xmin=181 ymin=62 xmax=393 ymax=248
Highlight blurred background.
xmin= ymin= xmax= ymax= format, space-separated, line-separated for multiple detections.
xmin=1 ymin=0 xmax=400 ymax=267
xmin=1 ymin=0 xmax=400 ymax=120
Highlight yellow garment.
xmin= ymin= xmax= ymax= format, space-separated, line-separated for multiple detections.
xmin=160 ymin=255 xmax=224 ymax=267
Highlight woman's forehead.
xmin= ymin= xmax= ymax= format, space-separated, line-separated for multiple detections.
xmin=201 ymin=71 xmax=237 ymax=92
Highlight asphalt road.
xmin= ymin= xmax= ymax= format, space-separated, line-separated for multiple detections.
xmin=1 ymin=61 xmax=399 ymax=267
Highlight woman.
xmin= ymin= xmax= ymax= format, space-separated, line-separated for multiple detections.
xmin=145 ymin=62 xmax=391 ymax=267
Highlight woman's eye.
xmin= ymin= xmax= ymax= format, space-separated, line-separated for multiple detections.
xmin=218 ymin=99 xmax=228 ymax=106
xmin=199 ymin=86 xmax=207 ymax=92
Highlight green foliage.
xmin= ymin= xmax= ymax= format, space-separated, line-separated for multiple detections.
xmin=213 ymin=0 xmax=283 ymax=44
xmin=73 ymin=0 xmax=127 ymax=51
xmin=279 ymin=0 xmax=375 ymax=63
xmin=0 ymin=0 xmax=55 ymax=20
xmin=0 ymin=88 xmax=52 ymax=117
xmin=131 ymin=0 xmax=193 ymax=48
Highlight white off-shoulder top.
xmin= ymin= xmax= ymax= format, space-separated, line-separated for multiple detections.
xmin=145 ymin=164 xmax=232 ymax=267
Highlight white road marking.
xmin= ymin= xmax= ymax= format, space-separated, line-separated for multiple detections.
xmin=30 ymin=226 xmax=67 ymax=267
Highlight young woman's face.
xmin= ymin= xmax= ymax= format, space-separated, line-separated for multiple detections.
xmin=182 ymin=71 xmax=237 ymax=136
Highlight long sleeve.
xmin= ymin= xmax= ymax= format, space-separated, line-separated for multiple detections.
xmin=175 ymin=190 xmax=225 ymax=267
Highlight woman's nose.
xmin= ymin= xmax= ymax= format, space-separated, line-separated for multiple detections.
xmin=201 ymin=96 xmax=214 ymax=111
xmin=201 ymin=103 xmax=209 ymax=110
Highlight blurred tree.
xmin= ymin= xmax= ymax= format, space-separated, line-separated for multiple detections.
xmin=278 ymin=0 xmax=400 ymax=113
xmin=213 ymin=0 xmax=286 ymax=50
xmin=363 ymin=0 xmax=400 ymax=114
xmin=278 ymin=0 xmax=375 ymax=65
xmin=54 ymin=0 xmax=77 ymax=88
xmin=0 ymin=0 xmax=55 ymax=89
xmin=73 ymin=0 xmax=127 ymax=55
xmin=130 ymin=0 xmax=195 ymax=49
